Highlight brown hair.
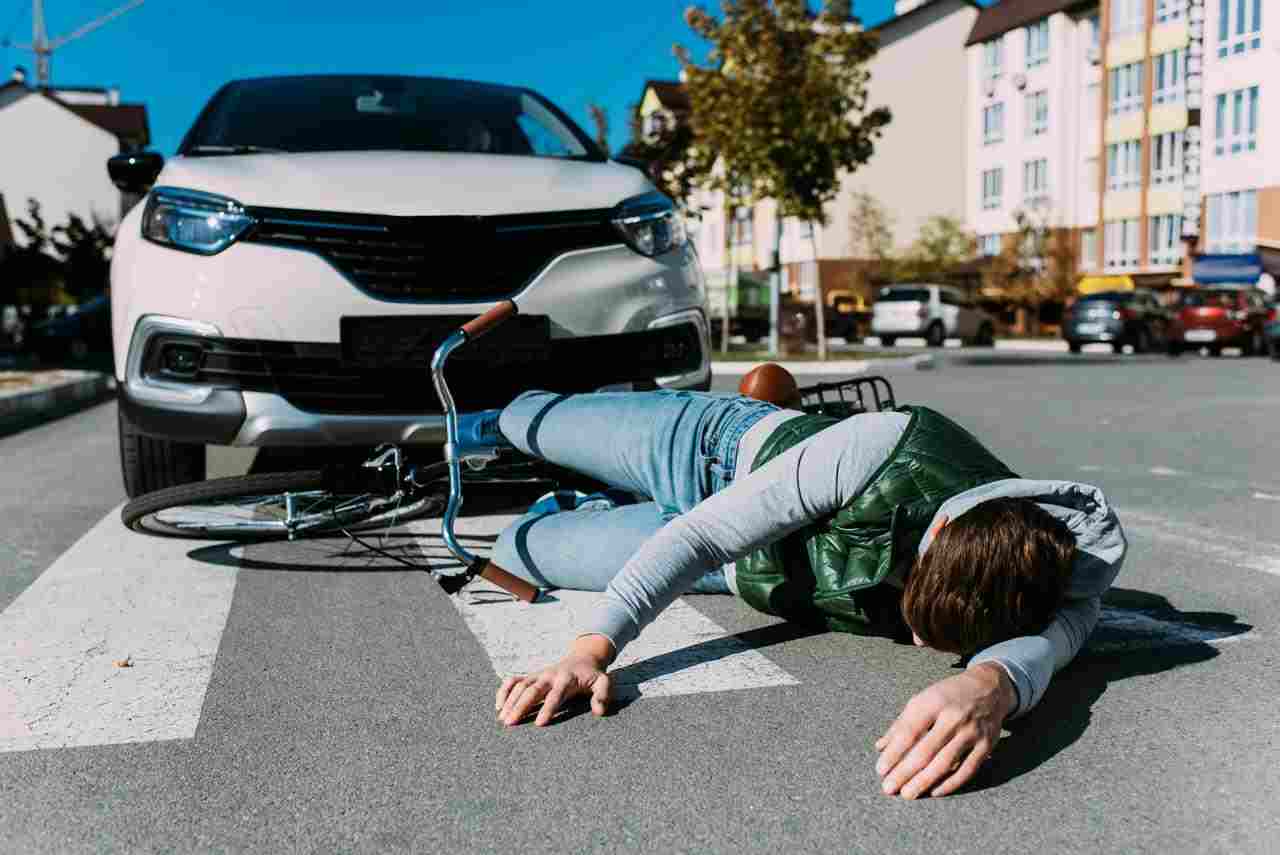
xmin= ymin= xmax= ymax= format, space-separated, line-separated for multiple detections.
xmin=901 ymin=497 xmax=1076 ymax=654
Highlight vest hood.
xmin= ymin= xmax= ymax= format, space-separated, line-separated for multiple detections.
xmin=917 ymin=478 xmax=1126 ymax=599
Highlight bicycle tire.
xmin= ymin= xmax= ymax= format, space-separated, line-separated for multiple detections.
xmin=122 ymin=466 xmax=449 ymax=541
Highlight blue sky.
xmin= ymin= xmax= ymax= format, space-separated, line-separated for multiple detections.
xmin=1 ymin=0 xmax=903 ymax=156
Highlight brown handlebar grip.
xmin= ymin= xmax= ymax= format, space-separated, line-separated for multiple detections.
xmin=461 ymin=300 xmax=518 ymax=340
xmin=477 ymin=560 xmax=540 ymax=603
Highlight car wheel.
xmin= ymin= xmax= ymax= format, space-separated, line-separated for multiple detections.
xmin=1068 ymin=341 xmax=1082 ymax=354
xmin=1271 ymin=338 xmax=1280 ymax=361
xmin=118 ymin=406 xmax=207 ymax=499
xmin=1134 ymin=327 xmax=1151 ymax=354
xmin=1167 ymin=342 xmax=1183 ymax=357
xmin=1246 ymin=330 xmax=1265 ymax=357
xmin=925 ymin=322 xmax=945 ymax=348
xmin=879 ymin=335 xmax=896 ymax=347
xmin=1111 ymin=342 xmax=1124 ymax=354
xmin=1208 ymin=346 xmax=1223 ymax=358
xmin=976 ymin=322 xmax=995 ymax=347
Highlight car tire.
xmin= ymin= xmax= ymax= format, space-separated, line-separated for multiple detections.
xmin=118 ymin=406 xmax=207 ymax=499
xmin=1134 ymin=328 xmax=1151 ymax=354
xmin=1271 ymin=338 xmax=1280 ymax=361
xmin=1111 ymin=342 xmax=1124 ymax=354
xmin=1068 ymin=341 xmax=1082 ymax=354
xmin=1246 ymin=329 xmax=1265 ymax=357
xmin=879 ymin=335 xmax=896 ymax=347
xmin=925 ymin=323 xmax=945 ymax=348
xmin=1167 ymin=342 xmax=1183 ymax=357
xmin=975 ymin=322 xmax=995 ymax=347
xmin=1208 ymin=346 xmax=1223 ymax=358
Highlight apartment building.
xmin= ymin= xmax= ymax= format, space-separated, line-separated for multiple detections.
xmin=965 ymin=0 xmax=1277 ymax=296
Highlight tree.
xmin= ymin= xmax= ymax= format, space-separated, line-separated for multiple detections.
xmin=51 ymin=212 xmax=114 ymax=300
xmin=1 ymin=199 xmax=61 ymax=308
xmin=900 ymin=215 xmax=973 ymax=281
xmin=980 ymin=208 xmax=1077 ymax=334
xmin=623 ymin=106 xmax=700 ymax=210
xmin=587 ymin=103 xmax=610 ymax=155
xmin=677 ymin=0 xmax=891 ymax=358
xmin=844 ymin=190 xmax=897 ymax=303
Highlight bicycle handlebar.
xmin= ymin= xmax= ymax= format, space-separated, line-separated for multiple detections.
xmin=461 ymin=300 xmax=517 ymax=340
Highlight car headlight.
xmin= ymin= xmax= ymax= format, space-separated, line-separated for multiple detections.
xmin=611 ymin=192 xmax=687 ymax=258
xmin=142 ymin=187 xmax=255 ymax=255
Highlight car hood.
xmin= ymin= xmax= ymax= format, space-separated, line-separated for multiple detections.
xmin=156 ymin=151 xmax=655 ymax=216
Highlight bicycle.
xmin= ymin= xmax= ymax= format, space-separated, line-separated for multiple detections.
xmin=122 ymin=300 xmax=897 ymax=602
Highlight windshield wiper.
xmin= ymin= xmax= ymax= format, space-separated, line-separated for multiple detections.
xmin=187 ymin=144 xmax=290 ymax=155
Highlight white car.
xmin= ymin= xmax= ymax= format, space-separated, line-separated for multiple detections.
xmin=107 ymin=74 xmax=711 ymax=497
xmin=870 ymin=284 xmax=995 ymax=348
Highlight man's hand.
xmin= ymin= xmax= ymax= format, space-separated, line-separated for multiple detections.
xmin=495 ymin=634 xmax=614 ymax=727
xmin=875 ymin=662 xmax=1017 ymax=799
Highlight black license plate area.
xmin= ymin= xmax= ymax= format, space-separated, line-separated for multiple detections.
xmin=341 ymin=314 xmax=551 ymax=369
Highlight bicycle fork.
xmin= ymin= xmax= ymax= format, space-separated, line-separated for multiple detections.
xmin=428 ymin=300 xmax=540 ymax=603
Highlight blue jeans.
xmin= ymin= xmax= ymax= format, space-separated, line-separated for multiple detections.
xmin=491 ymin=390 xmax=779 ymax=593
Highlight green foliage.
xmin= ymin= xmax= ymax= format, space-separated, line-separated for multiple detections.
xmin=675 ymin=0 xmax=891 ymax=224
xmin=51 ymin=212 xmax=114 ymax=299
xmin=0 ymin=198 xmax=113 ymax=305
xmin=982 ymin=208 xmax=1076 ymax=303
xmin=623 ymin=107 xmax=700 ymax=208
xmin=900 ymin=214 xmax=973 ymax=280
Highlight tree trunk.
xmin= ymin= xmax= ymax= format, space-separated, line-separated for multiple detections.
xmin=768 ymin=215 xmax=782 ymax=357
xmin=810 ymin=229 xmax=827 ymax=361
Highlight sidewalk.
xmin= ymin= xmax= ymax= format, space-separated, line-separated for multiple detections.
xmin=0 ymin=366 xmax=116 ymax=436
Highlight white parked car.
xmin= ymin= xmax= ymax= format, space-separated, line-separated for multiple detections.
xmin=108 ymin=74 xmax=711 ymax=497
xmin=870 ymin=284 xmax=995 ymax=348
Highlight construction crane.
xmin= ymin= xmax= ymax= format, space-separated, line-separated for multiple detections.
xmin=3 ymin=0 xmax=146 ymax=88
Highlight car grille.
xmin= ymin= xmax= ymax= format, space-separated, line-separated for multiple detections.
xmin=141 ymin=323 xmax=703 ymax=415
xmin=241 ymin=206 xmax=622 ymax=301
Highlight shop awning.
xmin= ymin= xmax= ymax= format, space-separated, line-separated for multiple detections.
xmin=1192 ymin=253 xmax=1263 ymax=285
xmin=1078 ymin=275 xmax=1134 ymax=295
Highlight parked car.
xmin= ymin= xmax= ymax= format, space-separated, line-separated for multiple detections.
xmin=1062 ymin=289 xmax=1171 ymax=354
xmin=870 ymin=284 xmax=995 ymax=347
xmin=107 ymin=74 xmax=711 ymax=497
xmin=26 ymin=295 xmax=113 ymax=362
xmin=1167 ymin=287 xmax=1270 ymax=357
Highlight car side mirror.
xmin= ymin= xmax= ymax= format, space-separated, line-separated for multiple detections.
xmin=107 ymin=151 xmax=165 ymax=194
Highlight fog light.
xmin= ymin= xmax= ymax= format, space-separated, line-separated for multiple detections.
xmin=162 ymin=344 xmax=202 ymax=376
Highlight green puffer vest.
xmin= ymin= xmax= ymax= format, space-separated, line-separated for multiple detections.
xmin=733 ymin=405 xmax=1019 ymax=635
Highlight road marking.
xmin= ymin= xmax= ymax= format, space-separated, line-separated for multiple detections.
xmin=1148 ymin=466 xmax=1182 ymax=477
xmin=0 ymin=508 xmax=237 ymax=753
xmin=1123 ymin=508 xmax=1280 ymax=578
xmin=409 ymin=515 xmax=800 ymax=700
xmin=1253 ymin=492 xmax=1280 ymax=502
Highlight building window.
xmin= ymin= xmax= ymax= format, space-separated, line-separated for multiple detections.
xmin=1111 ymin=0 xmax=1146 ymax=37
xmin=1152 ymin=49 xmax=1185 ymax=106
xmin=1206 ymin=190 xmax=1258 ymax=253
xmin=1151 ymin=131 xmax=1184 ymax=185
xmin=1025 ymin=20 xmax=1050 ymax=68
xmin=1106 ymin=140 xmax=1142 ymax=191
xmin=978 ymin=234 xmax=1001 ymax=256
xmin=1022 ymin=158 xmax=1049 ymax=206
xmin=982 ymin=168 xmax=1004 ymax=210
xmin=732 ymin=207 xmax=753 ymax=246
xmin=1104 ymin=219 xmax=1140 ymax=269
xmin=1109 ymin=61 xmax=1144 ymax=115
xmin=1155 ymin=0 xmax=1183 ymax=24
xmin=983 ymin=103 xmax=1004 ymax=145
xmin=1025 ymin=91 xmax=1049 ymax=136
xmin=1081 ymin=228 xmax=1098 ymax=269
xmin=1218 ymin=0 xmax=1263 ymax=57
xmin=1215 ymin=86 xmax=1260 ymax=155
xmin=1149 ymin=214 xmax=1183 ymax=266
xmin=983 ymin=38 xmax=1003 ymax=79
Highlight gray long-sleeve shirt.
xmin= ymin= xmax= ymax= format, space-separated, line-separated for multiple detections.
xmin=581 ymin=411 xmax=1126 ymax=718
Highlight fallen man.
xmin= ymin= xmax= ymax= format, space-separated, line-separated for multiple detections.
xmin=466 ymin=373 xmax=1126 ymax=799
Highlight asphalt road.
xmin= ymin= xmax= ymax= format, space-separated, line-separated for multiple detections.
xmin=2 ymin=347 xmax=1278 ymax=854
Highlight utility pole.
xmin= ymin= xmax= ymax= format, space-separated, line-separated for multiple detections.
xmin=5 ymin=0 xmax=146 ymax=88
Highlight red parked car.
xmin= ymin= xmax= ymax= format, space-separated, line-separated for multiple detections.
xmin=1167 ymin=287 xmax=1271 ymax=357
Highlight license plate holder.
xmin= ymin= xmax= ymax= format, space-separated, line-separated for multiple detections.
xmin=1075 ymin=322 xmax=1103 ymax=334
xmin=341 ymin=314 xmax=551 ymax=368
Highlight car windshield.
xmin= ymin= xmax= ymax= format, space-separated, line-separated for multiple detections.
xmin=878 ymin=288 xmax=929 ymax=303
xmin=1180 ymin=291 xmax=1238 ymax=308
xmin=181 ymin=75 xmax=598 ymax=160
xmin=1076 ymin=291 xmax=1133 ymax=304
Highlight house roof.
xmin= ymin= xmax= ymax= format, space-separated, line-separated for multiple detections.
xmin=643 ymin=79 xmax=690 ymax=112
xmin=61 ymin=102 xmax=150 ymax=146
xmin=871 ymin=0 xmax=984 ymax=34
xmin=966 ymin=0 xmax=1096 ymax=46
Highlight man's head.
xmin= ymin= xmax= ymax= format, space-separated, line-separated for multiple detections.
xmin=901 ymin=497 xmax=1076 ymax=655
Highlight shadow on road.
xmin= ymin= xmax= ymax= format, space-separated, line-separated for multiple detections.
xmin=967 ymin=587 xmax=1251 ymax=795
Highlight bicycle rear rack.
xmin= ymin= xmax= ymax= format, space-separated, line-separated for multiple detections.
xmin=797 ymin=375 xmax=896 ymax=417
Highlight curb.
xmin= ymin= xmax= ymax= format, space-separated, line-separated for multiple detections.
xmin=712 ymin=353 xmax=935 ymax=377
xmin=0 ymin=371 xmax=116 ymax=437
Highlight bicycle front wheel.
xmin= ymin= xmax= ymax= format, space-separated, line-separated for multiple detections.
xmin=121 ymin=468 xmax=446 ymax=541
